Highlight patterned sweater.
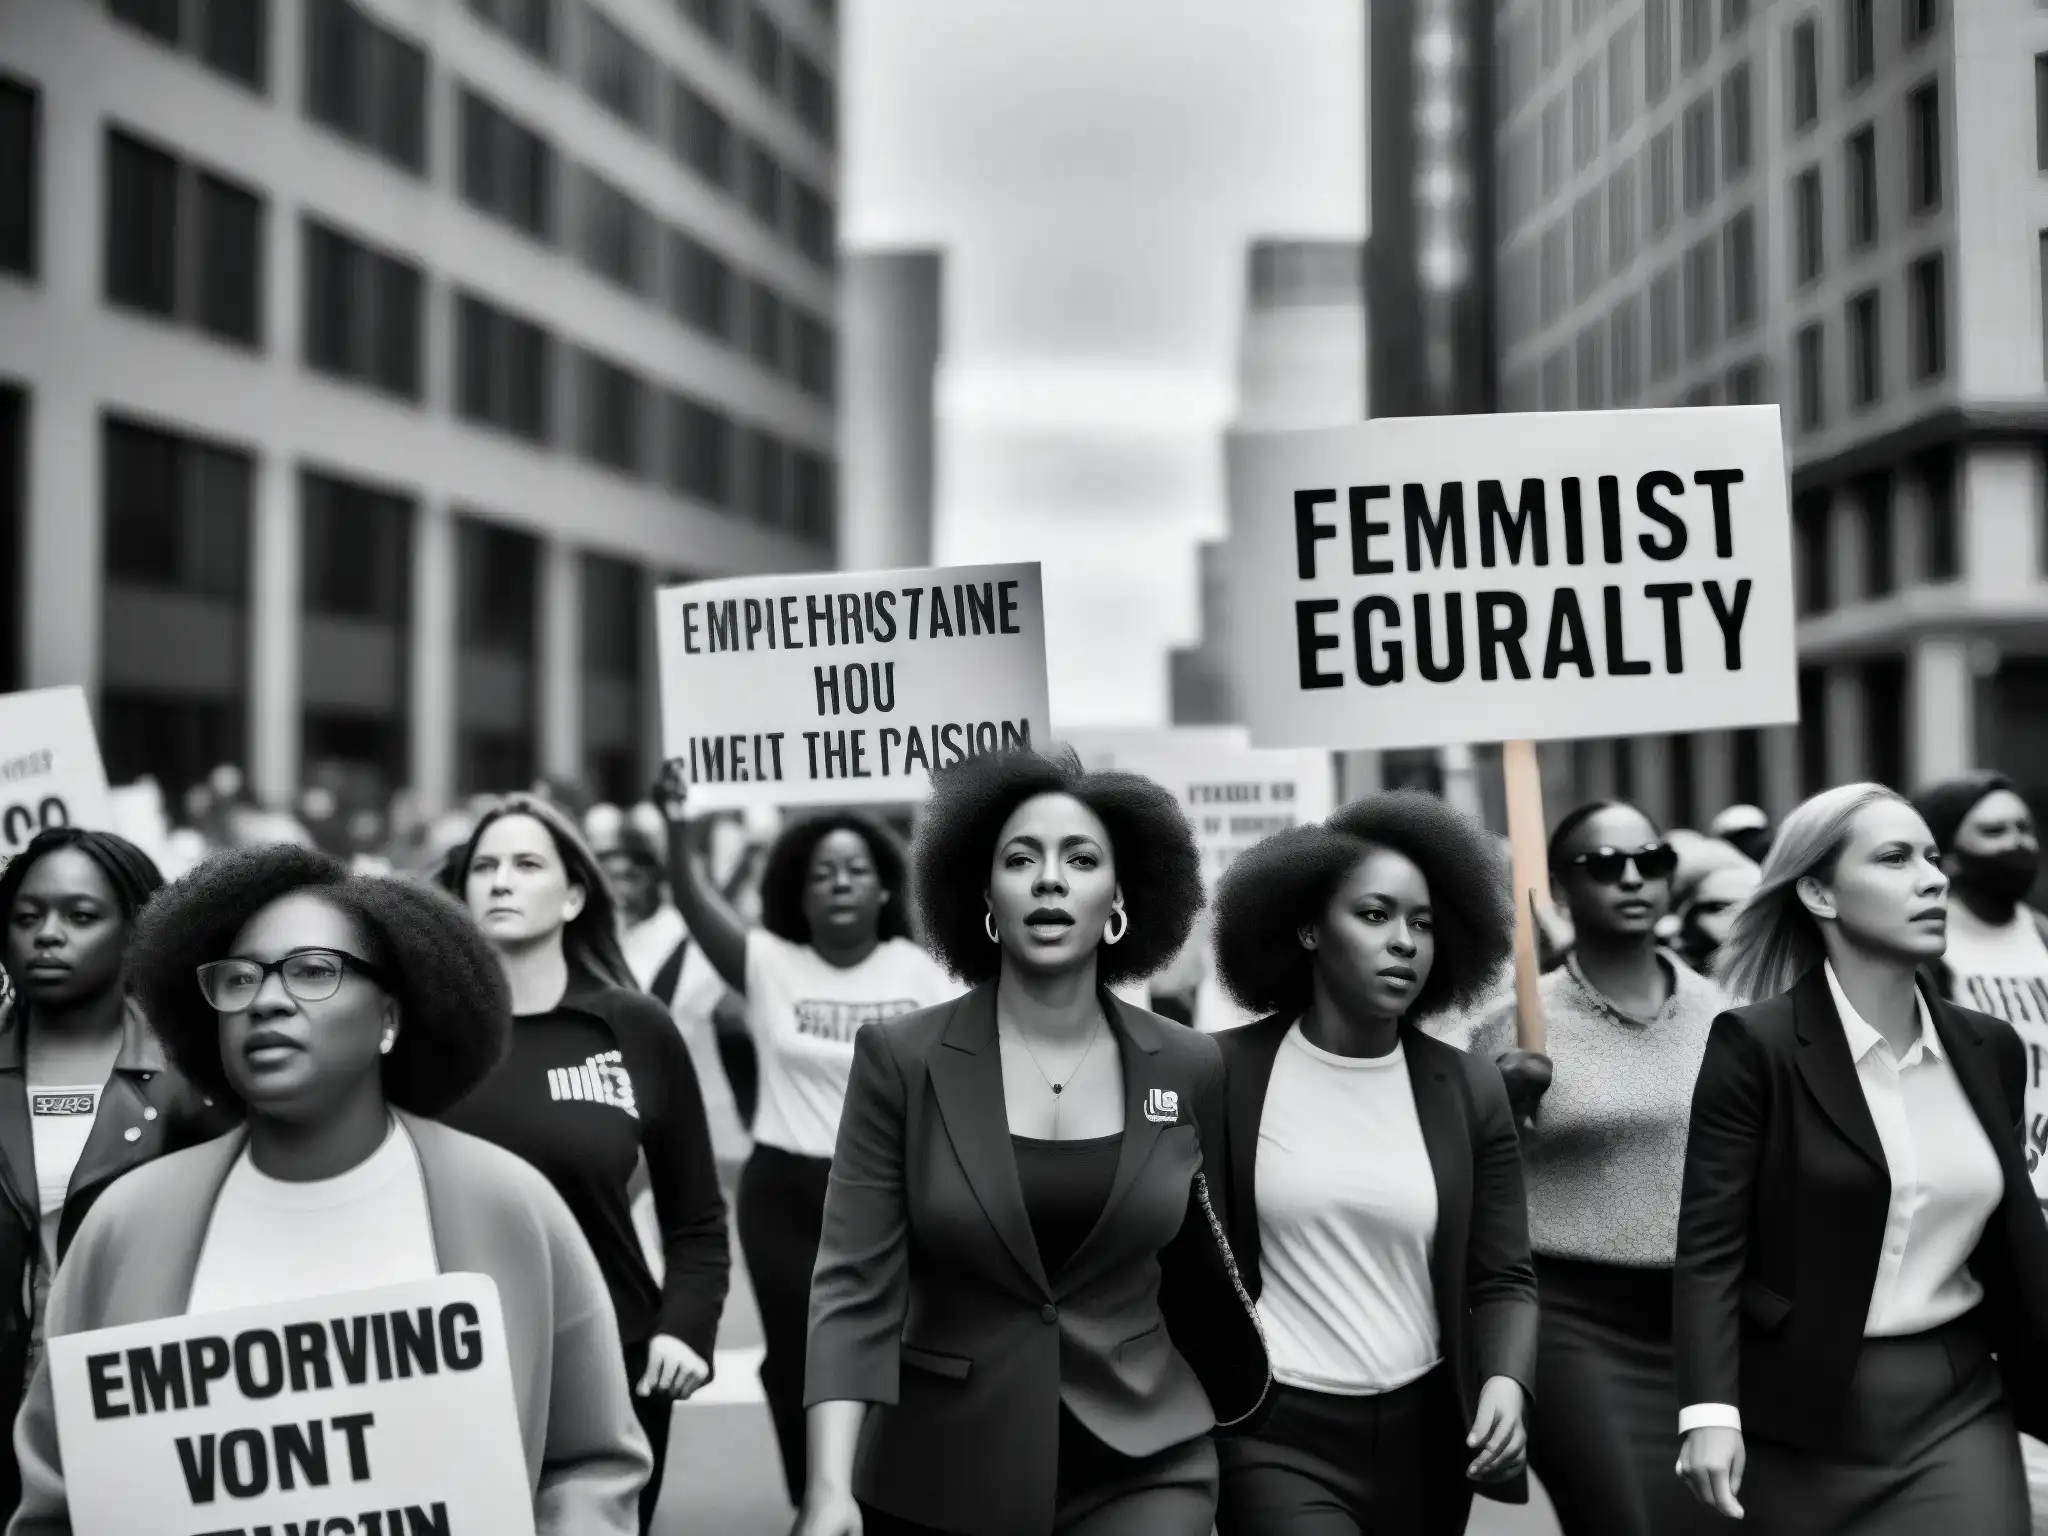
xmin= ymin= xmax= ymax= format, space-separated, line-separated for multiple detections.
xmin=1468 ymin=954 xmax=1729 ymax=1268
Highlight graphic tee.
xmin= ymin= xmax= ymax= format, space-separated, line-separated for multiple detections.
xmin=1941 ymin=903 xmax=2048 ymax=1196
xmin=745 ymin=930 xmax=958 ymax=1157
xmin=26 ymin=1082 xmax=102 ymax=1364
xmin=186 ymin=1119 xmax=438 ymax=1315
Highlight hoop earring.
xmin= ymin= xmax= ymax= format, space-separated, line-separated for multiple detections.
xmin=985 ymin=911 xmax=999 ymax=943
xmin=1105 ymin=908 xmax=1128 ymax=945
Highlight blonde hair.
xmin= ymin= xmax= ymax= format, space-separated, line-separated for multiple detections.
xmin=1713 ymin=782 xmax=1907 ymax=1004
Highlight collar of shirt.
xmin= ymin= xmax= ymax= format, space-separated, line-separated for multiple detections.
xmin=1824 ymin=961 xmax=1944 ymax=1068
xmin=1563 ymin=949 xmax=1682 ymax=1028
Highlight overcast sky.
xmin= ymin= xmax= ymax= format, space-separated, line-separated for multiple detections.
xmin=843 ymin=0 xmax=1366 ymax=726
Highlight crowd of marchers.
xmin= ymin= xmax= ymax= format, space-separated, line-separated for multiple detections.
xmin=0 ymin=747 xmax=2044 ymax=1536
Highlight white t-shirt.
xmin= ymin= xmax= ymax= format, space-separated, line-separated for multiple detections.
xmin=28 ymin=1082 xmax=101 ymax=1268
xmin=1943 ymin=904 xmax=2048 ymax=1197
xmin=1254 ymin=1026 xmax=1442 ymax=1395
xmin=745 ymin=929 xmax=957 ymax=1158
xmin=186 ymin=1120 xmax=439 ymax=1316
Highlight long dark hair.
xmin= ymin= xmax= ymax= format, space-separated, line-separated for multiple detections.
xmin=446 ymin=794 xmax=636 ymax=992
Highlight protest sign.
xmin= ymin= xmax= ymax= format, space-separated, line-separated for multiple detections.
xmin=47 ymin=1274 xmax=536 ymax=1536
xmin=0 ymin=687 xmax=114 ymax=859
xmin=1228 ymin=406 xmax=1798 ymax=752
xmin=655 ymin=563 xmax=1053 ymax=809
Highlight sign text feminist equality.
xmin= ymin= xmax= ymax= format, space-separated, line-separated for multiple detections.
xmin=1229 ymin=408 xmax=1799 ymax=751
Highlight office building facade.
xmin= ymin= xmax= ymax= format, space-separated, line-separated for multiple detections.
xmin=0 ymin=0 xmax=839 ymax=813
xmin=1494 ymin=0 xmax=2048 ymax=824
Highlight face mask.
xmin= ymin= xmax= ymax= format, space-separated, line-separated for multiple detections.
xmin=1951 ymin=846 xmax=2042 ymax=907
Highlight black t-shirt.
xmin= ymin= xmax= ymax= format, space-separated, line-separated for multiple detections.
xmin=442 ymin=975 xmax=730 ymax=1355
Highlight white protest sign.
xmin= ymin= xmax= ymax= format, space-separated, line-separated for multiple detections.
xmin=48 ymin=1274 xmax=537 ymax=1536
xmin=0 ymin=687 xmax=114 ymax=858
xmin=656 ymin=563 xmax=1053 ymax=809
xmin=1229 ymin=406 xmax=1798 ymax=751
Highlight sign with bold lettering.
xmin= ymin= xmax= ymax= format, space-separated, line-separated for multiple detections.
xmin=47 ymin=1274 xmax=536 ymax=1536
xmin=1228 ymin=407 xmax=1798 ymax=751
xmin=656 ymin=563 xmax=1053 ymax=809
xmin=0 ymin=687 xmax=114 ymax=860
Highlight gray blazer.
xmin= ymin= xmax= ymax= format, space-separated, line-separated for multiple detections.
xmin=5 ymin=1112 xmax=651 ymax=1536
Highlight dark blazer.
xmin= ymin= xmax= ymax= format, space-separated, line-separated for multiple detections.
xmin=804 ymin=983 xmax=1269 ymax=1536
xmin=1674 ymin=967 xmax=2048 ymax=1451
xmin=1217 ymin=1016 xmax=1540 ymax=1507
xmin=0 ymin=997 xmax=236 ymax=1519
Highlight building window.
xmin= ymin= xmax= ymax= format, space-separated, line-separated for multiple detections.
xmin=1725 ymin=0 xmax=1750 ymax=32
xmin=1573 ymin=190 xmax=1603 ymax=302
xmin=467 ymin=0 xmax=554 ymax=63
xmin=1797 ymin=666 xmax=1826 ymax=791
xmin=748 ymin=6 xmax=784 ymax=95
xmin=745 ymin=427 xmax=788 ymax=527
xmin=1577 ymin=322 xmax=1608 ymax=408
xmin=455 ymin=291 xmax=552 ymax=444
xmin=791 ymin=178 xmax=834 ymax=267
xmin=581 ymin=4 xmax=652 ymax=132
xmin=1682 ymin=95 xmax=1716 ymax=211
xmin=104 ymin=128 xmax=265 ymax=349
xmin=1727 ymin=357 xmax=1767 ymax=401
xmin=1794 ymin=492 xmax=1832 ymax=613
xmin=1796 ymin=321 xmax=1826 ymax=429
xmin=1907 ymin=82 xmax=1941 ymax=212
xmin=102 ymin=415 xmax=252 ymax=597
xmin=1542 ymin=99 xmax=1565 ymax=197
xmin=1845 ymin=0 xmax=1875 ymax=88
xmin=1681 ymin=0 xmax=1713 ymax=70
xmin=0 ymin=76 xmax=37 ymax=279
xmin=1733 ymin=727 xmax=1764 ymax=805
xmin=304 ymin=0 xmax=428 ymax=175
xmin=1685 ymin=237 xmax=1720 ymax=359
xmin=301 ymin=218 xmax=423 ymax=401
xmin=792 ymin=450 xmax=835 ymax=545
xmin=1848 ymin=288 xmax=1882 ymax=407
xmin=1609 ymin=20 xmax=1638 ymax=138
xmin=671 ymin=79 xmax=734 ymax=190
xmin=681 ymin=0 xmax=734 ymax=47
xmin=1542 ymin=349 xmax=1571 ymax=411
xmin=1908 ymin=252 xmax=1946 ymax=380
xmin=1647 ymin=0 xmax=1672 ymax=105
xmin=669 ymin=230 xmax=735 ymax=341
xmin=459 ymin=87 xmax=555 ymax=242
xmin=579 ymin=351 xmax=646 ymax=476
xmin=1791 ymin=17 xmax=1819 ymax=130
xmin=793 ymin=310 xmax=834 ymax=400
xmin=455 ymin=517 xmax=538 ymax=794
xmin=1612 ymin=292 xmax=1643 ymax=402
xmin=301 ymin=469 xmax=410 ymax=621
xmin=1861 ymin=656 xmax=1906 ymax=789
xmin=1721 ymin=63 xmax=1752 ymax=178
xmin=668 ymin=393 xmax=732 ymax=506
xmin=1542 ymin=0 xmax=1562 ymax=69
xmin=745 ymin=141 xmax=782 ymax=231
xmin=1917 ymin=444 xmax=1959 ymax=580
xmin=1859 ymin=471 xmax=1896 ymax=598
xmin=1724 ymin=208 xmax=1758 ymax=331
xmin=1651 ymin=266 xmax=1680 ymax=378
xmin=576 ymin=170 xmax=653 ymax=295
xmin=1649 ymin=128 xmax=1676 ymax=234
xmin=111 ymin=0 xmax=270 ymax=93
xmin=1541 ymin=220 xmax=1567 ymax=324
xmin=1793 ymin=166 xmax=1825 ymax=284
xmin=1847 ymin=126 xmax=1879 ymax=248
xmin=1609 ymin=162 xmax=1638 ymax=271
xmin=748 ymin=281 xmax=786 ymax=374
xmin=1574 ymin=62 xmax=1601 ymax=170
xmin=790 ymin=48 xmax=834 ymax=145
xmin=1904 ymin=0 xmax=1938 ymax=43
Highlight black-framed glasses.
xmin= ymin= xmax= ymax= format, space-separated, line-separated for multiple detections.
xmin=1565 ymin=842 xmax=1678 ymax=884
xmin=195 ymin=949 xmax=389 ymax=1012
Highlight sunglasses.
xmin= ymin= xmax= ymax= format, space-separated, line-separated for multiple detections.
xmin=196 ymin=948 xmax=389 ymax=1012
xmin=1564 ymin=842 xmax=1678 ymax=884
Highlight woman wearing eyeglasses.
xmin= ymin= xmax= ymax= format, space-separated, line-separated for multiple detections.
xmin=6 ymin=845 xmax=651 ymax=1535
xmin=1469 ymin=800 xmax=1735 ymax=1536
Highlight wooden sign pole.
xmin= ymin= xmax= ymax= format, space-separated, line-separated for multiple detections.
xmin=1501 ymin=739 xmax=1550 ymax=1053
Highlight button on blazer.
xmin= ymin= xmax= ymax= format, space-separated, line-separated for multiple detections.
xmin=804 ymin=983 xmax=1269 ymax=1536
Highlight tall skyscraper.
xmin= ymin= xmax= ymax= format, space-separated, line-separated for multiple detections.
xmin=0 ymin=0 xmax=840 ymax=812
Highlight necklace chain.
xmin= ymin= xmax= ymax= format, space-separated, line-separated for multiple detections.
xmin=1007 ymin=1016 xmax=1105 ymax=1132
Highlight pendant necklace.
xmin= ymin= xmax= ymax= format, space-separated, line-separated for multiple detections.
xmin=1010 ymin=1016 xmax=1105 ymax=1134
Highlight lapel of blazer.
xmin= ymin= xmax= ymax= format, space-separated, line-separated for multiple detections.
xmin=927 ymin=984 xmax=1051 ymax=1296
xmin=0 ymin=1004 xmax=40 ymax=1236
xmin=1062 ymin=993 xmax=1174 ymax=1289
xmin=64 ymin=1002 xmax=173 ymax=1213
xmin=1223 ymin=1015 xmax=1292 ymax=1290
xmin=1402 ymin=1028 xmax=1469 ymax=1324
xmin=1791 ymin=966 xmax=1887 ymax=1175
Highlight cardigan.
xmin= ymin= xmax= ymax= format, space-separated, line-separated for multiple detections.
xmin=5 ymin=1112 xmax=650 ymax=1536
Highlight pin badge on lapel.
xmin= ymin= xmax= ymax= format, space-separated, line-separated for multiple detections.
xmin=1143 ymin=1089 xmax=1180 ymax=1124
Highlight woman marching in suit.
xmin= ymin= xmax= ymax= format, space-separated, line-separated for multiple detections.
xmin=1208 ymin=792 xmax=1538 ymax=1536
xmin=1675 ymin=783 xmax=2048 ymax=1534
xmin=796 ymin=748 xmax=1270 ymax=1536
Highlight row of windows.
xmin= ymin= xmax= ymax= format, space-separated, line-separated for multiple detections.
xmin=1792 ymin=449 xmax=1960 ymax=620
xmin=1790 ymin=253 xmax=1948 ymax=431
xmin=107 ymin=0 xmax=269 ymax=93
xmin=1789 ymin=0 xmax=1943 ymax=134
xmin=1788 ymin=88 xmax=1941 ymax=288
xmin=467 ymin=0 xmax=835 ymax=149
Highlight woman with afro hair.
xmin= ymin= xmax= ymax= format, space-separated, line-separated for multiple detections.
xmin=795 ymin=748 xmax=1269 ymax=1536
xmin=5 ymin=845 xmax=651 ymax=1535
xmin=1208 ymin=791 xmax=1537 ymax=1536
xmin=652 ymin=764 xmax=956 ymax=1510
xmin=440 ymin=793 xmax=730 ymax=1535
